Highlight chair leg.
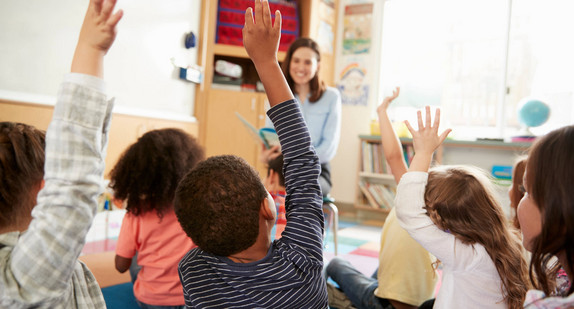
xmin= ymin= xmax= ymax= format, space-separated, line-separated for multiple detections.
xmin=323 ymin=202 xmax=339 ymax=256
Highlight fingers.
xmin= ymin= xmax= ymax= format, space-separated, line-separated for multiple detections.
xmin=417 ymin=110 xmax=423 ymax=131
xmin=262 ymin=0 xmax=271 ymax=27
xmin=433 ymin=108 xmax=441 ymax=129
xmin=438 ymin=128 xmax=452 ymax=144
xmin=273 ymin=10 xmax=282 ymax=34
xmin=245 ymin=7 xmax=253 ymax=27
xmin=404 ymin=120 xmax=415 ymax=136
xmin=254 ymin=0 xmax=263 ymax=25
xmin=425 ymin=106 xmax=431 ymax=129
xmin=91 ymin=0 xmax=103 ymax=14
xmin=101 ymin=0 xmax=116 ymax=20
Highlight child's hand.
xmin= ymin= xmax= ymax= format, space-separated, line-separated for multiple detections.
xmin=72 ymin=0 xmax=122 ymax=77
xmin=260 ymin=144 xmax=281 ymax=163
xmin=405 ymin=106 xmax=451 ymax=157
xmin=243 ymin=0 xmax=282 ymax=65
xmin=376 ymin=87 xmax=400 ymax=116
xmin=78 ymin=0 xmax=123 ymax=55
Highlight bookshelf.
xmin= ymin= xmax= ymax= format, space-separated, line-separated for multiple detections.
xmin=355 ymin=134 xmax=532 ymax=213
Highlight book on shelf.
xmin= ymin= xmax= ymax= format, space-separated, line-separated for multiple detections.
xmin=358 ymin=180 xmax=395 ymax=209
xmin=235 ymin=112 xmax=279 ymax=149
xmin=361 ymin=141 xmax=389 ymax=174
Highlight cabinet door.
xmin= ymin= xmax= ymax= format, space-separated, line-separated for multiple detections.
xmin=204 ymin=89 xmax=264 ymax=166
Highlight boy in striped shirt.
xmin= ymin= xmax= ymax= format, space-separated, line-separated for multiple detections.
xmin=174 ymin=1 xmax=327 ymax=307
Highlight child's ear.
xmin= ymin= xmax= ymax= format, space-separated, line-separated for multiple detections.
xmin=261 ymin=192 xmax=277 ymax=220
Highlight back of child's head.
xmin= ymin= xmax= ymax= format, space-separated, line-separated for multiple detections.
xmin=267 ymin=154 xmax=285 ymax=187
xmin=0 ymin=122 xmax=45 ymax=228
xmin=174 ymin=155 xmax=268 ymax=256
xmin=426 ymin=165 xmax=529 ymax=307
xmin=109 ymin=128 xmax=204 ymax=219
xmin=510 ymin=157 xmax=527 ymax=229
xmin=525 ymin=125 xmax=574 ymax=295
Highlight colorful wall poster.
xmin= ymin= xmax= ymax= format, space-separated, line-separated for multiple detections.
xmin=343 ymin=3 xmax=373 ymax=55
xmin=337 ymin=62 xmax=370 ymax=106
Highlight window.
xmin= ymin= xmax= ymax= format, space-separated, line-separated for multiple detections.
xmin=378 ymin=0 xmax=574 ymax=140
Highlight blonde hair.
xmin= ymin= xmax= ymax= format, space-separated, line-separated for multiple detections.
xmin=425 ymin=165 xmax=529 ymax=308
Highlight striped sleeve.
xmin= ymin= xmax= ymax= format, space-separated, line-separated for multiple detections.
xmin=267 ymin=99 xmax=324 ymax=261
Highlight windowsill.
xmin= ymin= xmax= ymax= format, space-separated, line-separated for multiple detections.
xmin=0 ymin=89 xmax=197 ymax=123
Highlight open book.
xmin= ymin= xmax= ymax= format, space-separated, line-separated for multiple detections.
xmin=235 ymin=112 xmax=279 ymax=149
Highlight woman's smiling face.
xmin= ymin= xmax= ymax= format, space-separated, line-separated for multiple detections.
xmin=288 ymin=47 xmax=319 ymax=87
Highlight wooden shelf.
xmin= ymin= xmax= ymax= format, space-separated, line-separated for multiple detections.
xmin=359 ymin=135 xmax=531 ymax=151
xmin=213 ymin=44 xmax=286 ymax=62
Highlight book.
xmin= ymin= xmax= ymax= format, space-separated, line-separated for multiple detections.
xmin=235 ymin=112 xmax=279 ymax=149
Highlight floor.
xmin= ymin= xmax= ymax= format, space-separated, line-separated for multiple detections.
xmin=81 ymin=210 xmax=385 ymax=308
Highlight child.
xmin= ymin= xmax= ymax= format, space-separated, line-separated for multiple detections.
xmin=264 ymin=154 xmax=287 ymax=239
xmin=111 ymin=128 xmax=204 ymax=308
xmin=519 ymin=125 xmax=574 ymax=307
xmin=395 ymin=107 xmax=529 ymax=308
xmin=509 ymin=157 xmax=527 ymax=229
xmin=326 ymin=87 xmax=438 ymax=309
xmin=174 ymin=0 xmax=327 ymax=307
xmin=0 ymin=0 xmax=122 ymax=307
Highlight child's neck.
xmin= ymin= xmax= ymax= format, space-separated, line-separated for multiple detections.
xmin=227 ymin=215 xmax=274 ymax=263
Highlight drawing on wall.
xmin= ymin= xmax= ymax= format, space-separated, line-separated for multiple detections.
xmin=337 ymin=62 xmax=370 ymax=106
xmin=343 ymin=3 xmax=373 ymax=55
xmin=317 ymin=21 xmax=334 ymax=54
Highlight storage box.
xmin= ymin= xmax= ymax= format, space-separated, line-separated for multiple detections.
xmin=216 ymin=0 xmax=299 ymax=51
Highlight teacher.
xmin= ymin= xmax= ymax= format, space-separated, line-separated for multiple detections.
xmin=263 ymin=37 xmax=342 ymax=196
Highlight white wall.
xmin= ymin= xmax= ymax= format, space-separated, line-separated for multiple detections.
xmin=330 ymin=0 xmax=525 ymax=207
xmin=0 ymin=0 xmax=200 ymax=117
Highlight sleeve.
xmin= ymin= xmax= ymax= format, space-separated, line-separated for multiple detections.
xmin=9 ymin=73 xmax=113 ymax=302
xmin=394 ymin=172 xmax=459 ymax=266
xmin=115 ymin=213 xmax=137 ymax=258
xmin=313 ymin=88 xmax=342 ymax=163
xmin=267 ymin=99 xmax=324 ymax=261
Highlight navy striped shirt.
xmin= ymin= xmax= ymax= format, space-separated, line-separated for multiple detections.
xmin=178 ymin=99 xmax=327 ymax=308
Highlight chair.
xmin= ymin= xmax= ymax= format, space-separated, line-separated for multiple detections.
xmin=322 ymin=195 xmax=339 ymax=256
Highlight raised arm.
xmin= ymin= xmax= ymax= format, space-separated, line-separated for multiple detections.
xmin=377 ymin=87 xmax=408 ymax=183
xmin=243 ymin=0 xmax=293 ymax=106
xmin=8 ymin=0 xmax=122 ymax=304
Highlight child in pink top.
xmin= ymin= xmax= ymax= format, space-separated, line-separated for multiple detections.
xmin=111 ymin=128 xmax=204 ymax=308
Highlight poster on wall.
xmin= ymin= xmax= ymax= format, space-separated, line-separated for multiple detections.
xmin=337 ymin=62 xmax=370 ymax=106
xmin=343 ymin=3 xmax=373 ymax=55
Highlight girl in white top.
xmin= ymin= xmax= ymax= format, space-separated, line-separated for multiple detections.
xmin=394 ymin=106 xmax=529 ymax=309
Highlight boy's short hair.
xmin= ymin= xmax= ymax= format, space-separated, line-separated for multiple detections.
xmin=0 ymin=122 xmax=46 ymax=228
xmin=175 ymin=155 xmax=267 ymax=256
xmin=267 ymin=154 xmax=285 ymax=187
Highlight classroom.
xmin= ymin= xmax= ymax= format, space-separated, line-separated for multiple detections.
xmin=1 ymin=0 xmax=573 ymax=308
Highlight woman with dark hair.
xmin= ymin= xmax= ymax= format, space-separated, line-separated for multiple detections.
xmin=519 ymin=125 xmax=574 ymax=307
xmin=262 ymin=37 xmax=342 ymax=196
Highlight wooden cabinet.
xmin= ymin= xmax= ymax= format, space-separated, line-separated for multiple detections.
xmin=194 ymin=0 xmax=338 ymax=177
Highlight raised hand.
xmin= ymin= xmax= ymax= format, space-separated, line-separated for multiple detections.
xmin=243 ymin=0 xmax=282 ymax=65
xmin=404 ymin=106 xmax=451 ymax=172
xmin=72 ymin=0 xmax=123 ymax=77
xmin=376 ymin=87 xmax=400 ymax=116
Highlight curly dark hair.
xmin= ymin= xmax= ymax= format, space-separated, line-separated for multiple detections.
xmin=0 ymin=122 xmax=45 ymax=228
xmin=109 ymin=128 xmax=204 ymax=219
xmin=174 ymin=155 xmax=268 ymax=256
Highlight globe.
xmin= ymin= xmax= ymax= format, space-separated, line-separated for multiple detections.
xmin=517 ymin=98 xmax=550 ymax=128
